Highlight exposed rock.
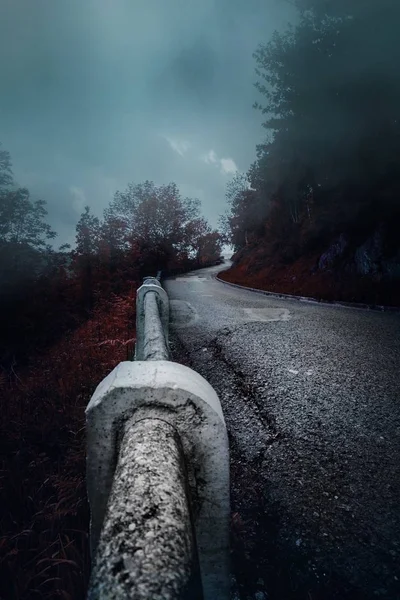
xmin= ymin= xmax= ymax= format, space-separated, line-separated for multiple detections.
xmin=382 ymin=251 xmax=400 ymax=280
xmin=354 ymin=230 xmax=384 ymax=276
xmin=318 ymin=234 xmax=347 ymax=271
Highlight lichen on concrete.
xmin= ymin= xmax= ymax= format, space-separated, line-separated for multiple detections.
xmin=143 ymin=292 xmax=169 ymax=361
xmin=86 ymin=360 xmax=230 ymax=600
xmin=88 ymin=418 xmax=202 ymax=600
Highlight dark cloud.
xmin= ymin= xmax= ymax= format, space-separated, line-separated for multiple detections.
xmin=0 ymin=0 xmax=295 ymax=243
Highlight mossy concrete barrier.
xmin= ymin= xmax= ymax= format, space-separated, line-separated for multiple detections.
xmin=86 ymin=360 xmax=230 ymax=600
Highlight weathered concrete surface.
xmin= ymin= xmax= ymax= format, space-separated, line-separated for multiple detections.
xmin=136 ymin=280 xmax=169 ymax=360
xmin=166 ymin=263 xmax=400 ymax=600
xmin=143 ymin=291 xmax=169 ymax=360
xmin=88 ymin=418 xmax=202 ymax=600
xmin=86 ymin=360 xmax=230 ymax=600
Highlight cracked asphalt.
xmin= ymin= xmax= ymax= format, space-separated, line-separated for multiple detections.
xmin=165 ymin=262 xmax=400 ymax=600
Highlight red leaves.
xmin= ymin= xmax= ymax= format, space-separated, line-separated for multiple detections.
xmin=0 ymin=290 xmax=137 ymax=599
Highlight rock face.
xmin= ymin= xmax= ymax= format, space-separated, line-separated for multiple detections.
xmin=224 ymin=223 xmax=400 ymax=305
xmin=317 ymin=227 xmax=400 ymax=282
xmin=354 ymin=229 xmax=384 ymax=276
xmin=383 ymin=251 xmax=400 ymax=279
xmin=318 ymin=234 xmax=348 ymax=271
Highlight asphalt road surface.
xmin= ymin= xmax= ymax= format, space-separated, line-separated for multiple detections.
xmin=165 ymin=262 xmax=400 ymax=600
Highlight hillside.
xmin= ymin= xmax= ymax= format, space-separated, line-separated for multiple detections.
xmin=221 ymin=223 xmax=400 ymax=307
xmin=0 ymin=147 xmax=223 ymax=599
xmin=220 ymin=0 xmax=400 ymax=308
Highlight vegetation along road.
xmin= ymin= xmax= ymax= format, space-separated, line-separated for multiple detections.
xmin=166 ymin=262 xmax=400 ymax=600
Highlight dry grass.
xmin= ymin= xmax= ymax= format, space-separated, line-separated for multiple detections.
xmin=0 ymin=293 xmax=135 ymax=600
xmin=220 ymin=252 xmax=400 ymax=307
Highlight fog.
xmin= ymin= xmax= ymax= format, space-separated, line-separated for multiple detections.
xmin=0 ymin=0 xmax=296 ymax=244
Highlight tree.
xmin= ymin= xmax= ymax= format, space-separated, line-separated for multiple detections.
xmin=196 ymin=231 xmax=223 ymax=266
xmin=0 ymin=189 xmax=56 ymax=248
xmin=182 ymin=217 xmax=211 ymax=260
xmin=0 ymin=145 xmax=56 ymax=260
xmin=244 ymin=0 xmax=400 ymax=256
xmin=104 ymin=180 xmax=206 ymax=269
xmin=0 ymin=144 xmax=13 ymax=190
xmin=73 ymin=206 xmax=100 ymax=311
xmin=75 ymin=206 xmax=100 ymax=257
xmin=0 ymin=187 xmax=56 ymax=289
xmin=254 ymin=0 xmax=400 ymax=187
xmin=220 ymin=172 xmax=266 ymax=251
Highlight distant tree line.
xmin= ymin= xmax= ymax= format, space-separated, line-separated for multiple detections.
xmin=222 ymin=0 xmax=400 ymax=273
xmin=74 ymin=181 xmax=222 ymax=311
xmin=0 ymin=144 xmax=222 ymax=366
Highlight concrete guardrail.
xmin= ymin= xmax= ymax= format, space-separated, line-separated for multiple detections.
xmin=86 ymin=274 xmax=230 ymax=599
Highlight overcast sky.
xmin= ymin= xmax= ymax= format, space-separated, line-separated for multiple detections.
xmin=0 ymin=0 xmax=296 ymax=245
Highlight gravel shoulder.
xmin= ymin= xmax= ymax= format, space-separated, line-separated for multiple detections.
xmin=166 ymin=264 xmax=400 ymax=600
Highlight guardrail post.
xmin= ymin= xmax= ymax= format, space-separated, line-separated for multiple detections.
xmin=135 ymin=278 xmax=169 ymax=360
xmin=86 ymin=276 xmax=230 ymax=600
xmin=88 ymin=418 xmax=203 ymax=600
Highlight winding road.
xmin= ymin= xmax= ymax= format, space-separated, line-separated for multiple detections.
xmin=165 ymin=262 xmax=400 ymax=600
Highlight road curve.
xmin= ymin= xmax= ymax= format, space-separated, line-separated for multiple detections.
xmin=165 ymin=263 xmax=400 ymax=600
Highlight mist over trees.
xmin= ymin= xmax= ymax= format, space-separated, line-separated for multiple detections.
xmin=223 ymin=0 xmax=400 ymax=300
xmin=0 ymin=145 xmax=57 ymax=291
xmin=3 ymin=1 xmax=399 ymax=593
xmin=0 ymin=144 xmax=223 ymax=598
xmin=0 ymin=145 xmax=222 ymax=367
